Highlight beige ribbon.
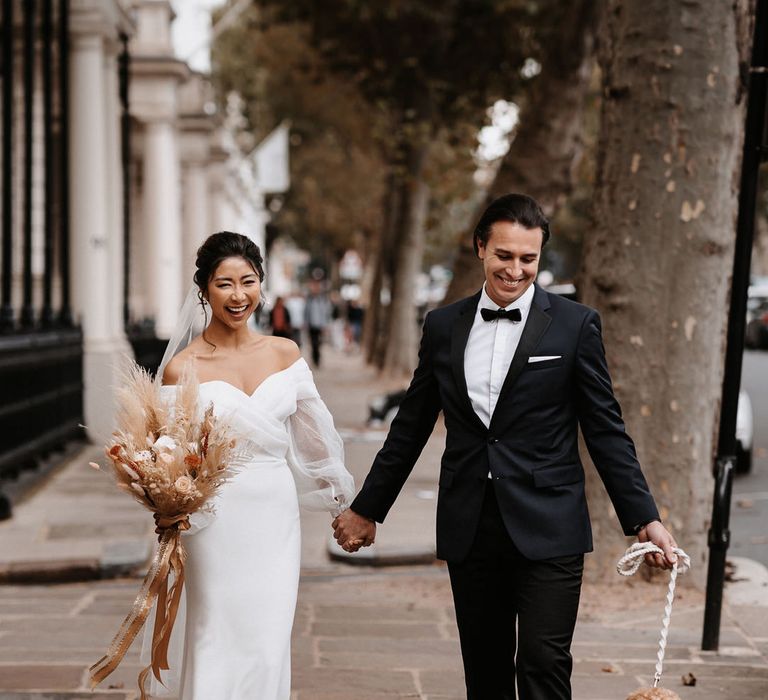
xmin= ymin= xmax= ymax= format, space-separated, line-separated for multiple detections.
xmin=89 ymin=515 xmax=190 ymax=700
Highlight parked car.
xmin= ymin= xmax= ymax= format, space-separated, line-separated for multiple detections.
xmin=745 ymin=282 xmax=768 ymax=349
xmin=745 ymin=297 xmax=768 ymax=349
xmin=736 ymin=389 xmax=754 ymax=474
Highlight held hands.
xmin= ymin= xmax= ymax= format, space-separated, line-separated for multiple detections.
xmin=637 ymin=520 xmax=678 ymax=569
xmin=332 ymin=509 xmax=376 ymax=553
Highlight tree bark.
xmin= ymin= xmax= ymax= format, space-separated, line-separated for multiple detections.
xmin=755 ymin=218 xmax=768 ymax=276
xmin=362 ymin=169 xmax=401 ymax=366
xmin=382 ymin=142 xmax=431 ymax=376
xmin=443 ymin=0 xmax=599 ymax=305
xmin=579 ymin=0 xmax=754 ymax=583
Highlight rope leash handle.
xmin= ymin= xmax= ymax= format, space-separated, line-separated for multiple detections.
xmin=616 ymin=542 xmax=691 ymax=687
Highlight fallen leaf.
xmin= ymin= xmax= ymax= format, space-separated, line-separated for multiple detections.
xmin=681 ymin=672 xmax=696 ymax=686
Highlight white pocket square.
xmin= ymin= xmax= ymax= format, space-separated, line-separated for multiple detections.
xmin=528 ymin=355 xmax=562 ymax=363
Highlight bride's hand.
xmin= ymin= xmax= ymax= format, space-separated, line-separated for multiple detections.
xmin=332 ymin=509 xmax=376 ymax=553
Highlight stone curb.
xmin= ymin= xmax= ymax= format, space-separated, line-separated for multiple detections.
xmin=0 ymin=441 xmax=85 ymax=518
xmin=0 ymin=558 xmax=101 ymax=585
xmin=0 ymin=538 xmax=152 ymax=585
xmin=326 ymin=536 xmax=436 ymax=567
xmin=725 ymin=556 xmax=768 ymax=606
xmin=0 ymin=559 xmax=147 ymax=585
xmin=0 ymin=694 xmax=131 ymax=699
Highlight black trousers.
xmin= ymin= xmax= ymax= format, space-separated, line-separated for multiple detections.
xmin=447 ymin=480 xmax=584 ymax=700
xmin=308 ymin=326 xmax=323 ymax=367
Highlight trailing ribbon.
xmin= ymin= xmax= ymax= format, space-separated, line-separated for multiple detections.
xmin=89 ymin=515 xmax=190 ymax=700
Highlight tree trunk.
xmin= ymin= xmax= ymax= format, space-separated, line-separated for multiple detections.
xmin=755 ymin=217 xmax=768 ymax=276
xmin=578 ymin=0 xmax=754 ymax=584
xmin=363 ymin=170 xmax=401 ymax=366
xmin=382 ymin=142 xmax=431 ymax=376
xmin=443 ymin=0 xmax=599 ymax=305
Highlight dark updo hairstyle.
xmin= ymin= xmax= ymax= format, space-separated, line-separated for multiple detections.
xmin=473 ymin=193 xmax=551 ymax=255
xmin=194 ymin=231 xmax=265 ymax=309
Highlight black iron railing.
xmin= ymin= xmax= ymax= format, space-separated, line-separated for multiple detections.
xmin=128 ymin=323 xmax=167 ymax=378
xmin=0 ymin=329 xmax=84 ymax=481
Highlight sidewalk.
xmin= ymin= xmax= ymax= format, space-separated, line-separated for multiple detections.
xmin=0 ymin=346 xmax=766 ymax=699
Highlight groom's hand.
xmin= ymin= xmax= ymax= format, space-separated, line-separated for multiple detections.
xmin=332 ymin=509 xmax=376 ymax=553
xmin=637 ymin=520 xmax=678 ymax=570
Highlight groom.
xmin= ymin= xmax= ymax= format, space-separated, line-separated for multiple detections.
xmin=333 ymin=193 xmax=677 ymax=700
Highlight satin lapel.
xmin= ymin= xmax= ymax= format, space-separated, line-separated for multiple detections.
xmin=450 ymin=291 xmax=486 ymax=430
xmin=491 ymin=288 xmax=552 ymax=424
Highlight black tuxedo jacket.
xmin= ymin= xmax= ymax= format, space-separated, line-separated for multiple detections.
xmin=351 ymin=285 xmax=660 ymax=563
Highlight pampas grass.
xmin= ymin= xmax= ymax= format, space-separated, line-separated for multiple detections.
xmin=96 ymin=359 xmax=242 ymax=525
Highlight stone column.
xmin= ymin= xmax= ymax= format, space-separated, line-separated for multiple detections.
xmin=103 ymin=47 xmax=128 ymax=339
xmin=69 ymin=34 xmax=110 ymax=339
xmin=129 ymin=0 xmax=188 ymax=337
xmin=182 ymin=161 xmax=208 ymax=270
xmin=69 ymin=25 xmax=132 ymax=439
xmin=143 ymin=119 xmax=183 ymax=338
xmin=206 ymin=143 xmax=230 ymax=233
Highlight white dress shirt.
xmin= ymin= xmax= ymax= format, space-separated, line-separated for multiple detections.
xmin=464 ymin=283 xmax=535 ymax=429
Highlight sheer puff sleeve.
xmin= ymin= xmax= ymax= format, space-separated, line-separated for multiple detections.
xmin=285 ymin=361 xmax=355 ymax=515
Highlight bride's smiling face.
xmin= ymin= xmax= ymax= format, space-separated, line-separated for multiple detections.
xmin=205 ymin=256 xmax=261 ymax=329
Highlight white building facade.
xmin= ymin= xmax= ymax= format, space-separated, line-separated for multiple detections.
xmin=0 ymin=0 xmax=286 ymax=507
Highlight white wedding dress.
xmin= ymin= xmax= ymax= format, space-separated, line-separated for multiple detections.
xmin=144 ymin=358 xmax=354 ymax=700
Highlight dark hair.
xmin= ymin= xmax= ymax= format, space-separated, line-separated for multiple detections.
xmin=194 ymin=231 xmax=265 ymax=291
xmin=193 ymin=233 xmax=265 ymax=350
xmin=473 ymin=193 xmax=551 ymax=254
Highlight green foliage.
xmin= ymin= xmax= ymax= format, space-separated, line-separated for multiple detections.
xmin=256 ymin=0 xmax=543 ymax=134
xmin=212 ymin=14 xmax=387 ymax=256
xmin=211 ymin=0 xmax=581 ymax=271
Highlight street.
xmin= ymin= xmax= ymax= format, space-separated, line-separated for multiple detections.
xmin=733 ymin=350 xmax=768 ymax=567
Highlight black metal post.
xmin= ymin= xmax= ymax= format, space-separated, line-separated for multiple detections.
xmin=1 ymin=0 xmax=14 ymax=331
xmin=41 ymin=0 xmax=55 ymax=326
xmin=57 ymin=0 xmax=71 ymax=326
xmin=20 ymin=0 xmax=37 ymax=328
xmin=118 ymin=32 xmax=131 ymax=329
xmin=702 ymin=0 xmax=768 ymax=652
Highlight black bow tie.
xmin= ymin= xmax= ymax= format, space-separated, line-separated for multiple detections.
xmin=481 ymin=307 xmax=522 ymax=323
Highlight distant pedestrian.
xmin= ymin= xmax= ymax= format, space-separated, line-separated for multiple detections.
xmin=328 ymin=292 xmax=347 ymax=351
xmin=346 ymin=299 xmax=364 ymax=348
xmin=304 ymin=279 xmax=331 ymax=368
xmin=269 ymin=296 xmax=293 ymax=339
xmin=285 ymin=294 xmax=305 ymax=347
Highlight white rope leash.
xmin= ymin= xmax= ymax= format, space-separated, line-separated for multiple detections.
xmin=616 ymin=542 xmax=691 ymax=688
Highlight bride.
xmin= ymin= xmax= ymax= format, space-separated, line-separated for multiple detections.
xmin=151 ymin=231 xmax=355 ymax=699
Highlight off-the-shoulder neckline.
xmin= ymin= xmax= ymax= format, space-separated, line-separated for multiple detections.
xmin=161 ymin=357 xmax=307 ymax=398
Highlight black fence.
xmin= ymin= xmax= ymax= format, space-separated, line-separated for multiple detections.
xmin=0 ymin=328 xmax=84 ymax=482
xmin=128 ymin=325 xmax=167 ymax=379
